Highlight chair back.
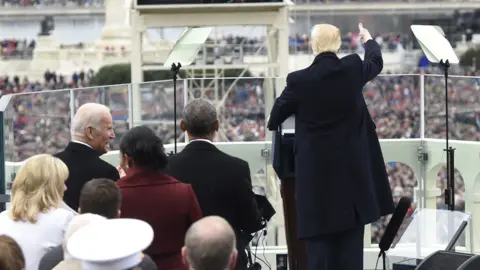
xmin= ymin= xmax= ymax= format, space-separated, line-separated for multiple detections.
xmin=415 ymin=251 xmax=474 ymax=270
xmin=458 ymin=255 xmax=480 ymax=270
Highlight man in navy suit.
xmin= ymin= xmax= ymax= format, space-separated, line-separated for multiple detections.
xmin=267 ymin=23 xmax=394 ymax=270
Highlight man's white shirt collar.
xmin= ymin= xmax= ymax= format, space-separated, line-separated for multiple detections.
xmin=72 ymin=140 xmax=93 ymax=149
xmin=189 ymin=139 xmax=213 ymax=145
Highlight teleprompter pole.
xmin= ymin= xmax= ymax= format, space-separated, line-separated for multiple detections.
xmin=170 ymin=62 xmax=182 ymax=155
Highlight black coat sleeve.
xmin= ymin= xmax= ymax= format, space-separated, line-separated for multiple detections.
xmin=362 ymin=40 xmax=383 ymax=85
xmin=267 ymin=74 xmax=298 ymax=131
xmin=107 ymin=165 xmax=120 ymax=181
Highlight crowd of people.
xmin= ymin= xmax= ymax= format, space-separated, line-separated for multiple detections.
xmin=1 ymin=0 xmax=461 ymax=5
xmin=208 ymin=33 xmax=409 ymax=57
xmin=0 ymin=39 xmax=35 ymax=59
xmin=0 ymin=33 xmax=408 ymax=61
xmin=2 ymin=65 xmax=479 ymax=245
xmin=0 ymin=100 xmax=253 ymax=270
xmin=1 ymin=0 xmax=102 ymax=7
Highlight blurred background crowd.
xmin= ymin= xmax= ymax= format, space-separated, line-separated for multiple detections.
xmin=2 ymin=65 xmax=476 ymax=246
xmin=1 ymin=0 xmax=103 ymax=7
xmin=1 ymin=0 xmax=480 ymax=246
xmin=0 ymin=33 xmax=408 ymax=60
xmin=2 ymin=0 xmax=472 ymax=6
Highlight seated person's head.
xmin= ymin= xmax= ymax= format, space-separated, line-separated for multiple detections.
xmin=67 ymin=219 xmax=153 ymax=270
xmin=62 ymin=214 xmax=106 ymax=260
xmin=182 ymin=216 xmax=237 ymax=270
xmin=10 ymin=154 xmax=68 ymax=223
xmin=119 ymin=126 xmax=168 ymax=171
xmin=180 ymin=99 xmax=219 ymax=141
xmin=0 ymin=235 xmax=25 ymax=270
xmin=79 ymin=178 xmax=121 ymax=219
xmin=70 ymin=103 xmax=115 ymax=154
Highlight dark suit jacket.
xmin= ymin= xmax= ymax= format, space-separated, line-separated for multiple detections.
xmin=167 ymin=141 xmax=264 ymax=270
xmin=117 ymin=167 xmax=202 ymax=270
xmin=54 ymin=142 xmax=120 ymax=211
xmin=268 ymin=40 xmax=395 ymax=239
xmin=38 ymin=245 xmax=157 ymax=270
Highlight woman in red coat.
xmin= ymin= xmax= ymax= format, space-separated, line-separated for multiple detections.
xmin=116 ymin=126 xmax=202 ymax=270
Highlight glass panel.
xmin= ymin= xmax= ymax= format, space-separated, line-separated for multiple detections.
xmin=4 ymin=90 xmax=72 ymax=194
xmin=3 ymin=96 xmax=16 ymax=202
xmin=4 ymin=98 xmax=16 ymax=163
xmin=289 ymin=11 xmax=418 ymax=56
xmin=424 ymin=75 xmax=480 ymax=141
xmin=363 ymin=74 xmax=422 ymax=242
xmin=366 ymin=74 xmax=422 ymax=139
xmin=134 ymin=80 xmax=186 ymax=147
xmin=73 ymin=85 xmax=130 ymax=150
xmin=185 ymin=77 xmax=266 ymax=142
xmin=8 ymin=90 xmax=72 ymax=161
xmin=262 ymin=77 xmax=286 ymax=248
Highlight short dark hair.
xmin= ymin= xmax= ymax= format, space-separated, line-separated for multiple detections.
xmin=183 ymin=99 xmax=217 ymax=137
xmin=119 ymin=126 xmax=168 ymax=170
xmin=79 ymin=178 xmax=121 ymax=219
xmin=0 ymin=235 xmax=25 ymax=270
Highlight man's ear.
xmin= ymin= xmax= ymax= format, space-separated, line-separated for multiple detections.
xmin=181 ymin=247 xmax=189 ymax=267
xmin=229 ymin=249 xmax=238 ymax=270
xmin=77 ymin=207 xmax=81 ymax=214
xmin=85 ymin=126 xmax=95 ymax=140
xmin=116 ymin=210 xmax=121 ymax=218
xmin=180 ymin=120 xmax=187 ymax=132
xmin=213 ymin=120 xmax=219 ymax=132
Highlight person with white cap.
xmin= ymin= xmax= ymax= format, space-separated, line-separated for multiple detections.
xmin=67 ymin=218 xmax=154 ymax=270
xmin=53 ymin=213 xmax=107 ymax=270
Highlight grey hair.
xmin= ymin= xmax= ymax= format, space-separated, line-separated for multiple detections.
xmin=185 ymin=216 xmax=236 ymax=270
xmin=183 ymin=99 xmax=217 ymax=137
xmin=70 ymin=103 xmax=110 ymax=138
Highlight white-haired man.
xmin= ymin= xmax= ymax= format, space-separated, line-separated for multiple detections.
xmin=182 ymin=216 xmax=237 ymax=270
xmin=55 ymin=103 xmax=119 ymax=210
xmin=267 ymin=23 xmax=394 ymax=270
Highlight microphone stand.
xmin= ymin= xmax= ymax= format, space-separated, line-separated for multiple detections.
xmin=441 ymin=59 xmax=456 ymax=250
xmin=170 ymin=62 xmax=182 ymax=156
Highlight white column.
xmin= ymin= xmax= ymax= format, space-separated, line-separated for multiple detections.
xmin=102 ymin=0 xmax=132 ymax=40
xmin=130 ymin=10 xmax=144 ymax=127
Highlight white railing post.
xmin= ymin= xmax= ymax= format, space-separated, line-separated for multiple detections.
xmin=69 ymin=89 xmax=76 ymax=139
xmin=127 ymin=84 xmax=134 ymax=129
xmin=419 ymin=74 xmax=427 ymax=209
xmin=420 ymin=74 xmax=425 ymax=140
xmin=183 ymin=79 xmax=189 ymax=143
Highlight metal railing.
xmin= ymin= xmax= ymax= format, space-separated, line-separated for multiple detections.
xmin=1 ymin=74 xmax=480 ymax=267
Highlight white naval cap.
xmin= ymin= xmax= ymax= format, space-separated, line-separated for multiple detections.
xmin=67 ymin=218 xmax=154 ymax=270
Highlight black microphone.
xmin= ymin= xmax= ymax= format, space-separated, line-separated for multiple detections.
xmin=377 ymin=196 xmax=412 ymax=269
xmin=247 ymin=262 xmax=262 ymax=270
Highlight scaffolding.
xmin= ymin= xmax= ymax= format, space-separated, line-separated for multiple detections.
xmin=130 ymin=2 xmax=289 ymax=135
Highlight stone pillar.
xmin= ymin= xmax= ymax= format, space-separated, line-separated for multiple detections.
xmin=96 ymin=0 xmax=133 ymax=50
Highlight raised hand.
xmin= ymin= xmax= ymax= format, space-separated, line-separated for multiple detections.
xmin=358 ymin=23 xmax=372 ymax=44
xmin=117 ymin=153 xmax=128 ymax=178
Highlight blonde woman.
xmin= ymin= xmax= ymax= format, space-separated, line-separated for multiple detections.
xmin=0 ymin=154 xmax=74 ymax=270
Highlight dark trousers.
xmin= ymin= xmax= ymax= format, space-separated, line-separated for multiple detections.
xmin=304 ymin=225 xmax=365 ymax=270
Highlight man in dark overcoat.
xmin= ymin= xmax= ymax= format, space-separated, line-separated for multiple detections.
xmin=267 ymin=23 xmax=394 ymax=270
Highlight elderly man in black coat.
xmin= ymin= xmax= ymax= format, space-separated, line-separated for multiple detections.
xmin=267 ymin=23 xmax=394 ymax=270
